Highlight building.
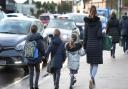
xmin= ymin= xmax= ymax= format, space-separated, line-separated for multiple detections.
xmin=121 ymin=0 xmax=128 ymax=15
xmin=0 ymin=0 xmax=16 ymax=13
xmin=16 ymin=0 xmax=37 ymax=16
xmin=83 ymin=0 xmax=107 ymax=13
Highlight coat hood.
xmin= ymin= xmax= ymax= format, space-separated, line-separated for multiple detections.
xmin=122 ymin=16 xmax=128 ymax=20
xmin=84 ymin=16 xmax=100 ymax=23
xmin=27 ymin=33 xmax=43 ymax=41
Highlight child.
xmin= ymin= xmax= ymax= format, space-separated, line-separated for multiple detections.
xmin=65 ymin=34 xmax=83 ymax=89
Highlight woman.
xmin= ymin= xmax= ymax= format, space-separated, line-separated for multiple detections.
xmin=46 ymin=29 xmax=66 ymax=89
xmin=65 ymin=34 xmax=82 ymax=89
xmin=106 ymin=11 xmax=120 ymax=58
xmin=83 ymin=5 xmax=103 ymax=89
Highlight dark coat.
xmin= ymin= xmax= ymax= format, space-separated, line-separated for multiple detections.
xmin=120 ymin=16 xmax=128 ymax=36
xmin=46 ymin=36 xmax=66 ymax=69
xmin=83 ymin=16 xmax=103 ymax=64
xmin=26 ymin=33 xmax=45 ymax=65
xmin=106 ymin=16 xmax=120 ymax=43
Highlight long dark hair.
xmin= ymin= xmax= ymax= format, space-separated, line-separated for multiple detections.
xmin=89 ymin=5 xmax=97 ymax=18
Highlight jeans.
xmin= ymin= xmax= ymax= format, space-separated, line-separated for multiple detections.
xmin=90 ymin=64 xmax=98 ymax=79
xmin=28 ymin=63 xmax=40 ymax=88
xmin=111 ymin=43 xmax=116 ymax=57
xmin=53 ymin=69 xmax=61 ymax=89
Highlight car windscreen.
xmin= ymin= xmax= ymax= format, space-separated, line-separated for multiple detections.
xmin=0 ymin=20 xmax=31 ymax=34
xmin=69 ymin=15 xmax=85 ymax=23
xmin=39 ymin=16 xmax=50 ymax=20
xmin=47 ymin=19 xmax=76 ymax=30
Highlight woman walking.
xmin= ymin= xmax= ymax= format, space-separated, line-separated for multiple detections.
xmin=83 ymin=5 xmax=103 ymax=89
xmin=65 ymin=34 xmax=82 ymax=89
xmin=46 ymin=29 xmax=66 ymax=89
xmin=106 ymin=11 xmax=120 ymax=58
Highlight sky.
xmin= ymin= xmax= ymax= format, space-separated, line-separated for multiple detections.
xmin=14 ymin=0 xmax=60 ymax=3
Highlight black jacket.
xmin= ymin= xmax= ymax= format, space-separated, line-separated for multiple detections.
xmin=120 ymin=16 xmax=128 ymax=36
xmin=83 ymin=16 xmax=103 ymax=64
xmin=26 ymin=33 xmax=45 ymax=64
xmin=106 ymin=16 xmax=120 ymax=43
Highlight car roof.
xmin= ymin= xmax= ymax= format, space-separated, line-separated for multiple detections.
xmin=7 ymin=13 xmax=24 ymax=15
xmin=67 ymin=13 xmax=89 ymax=16
xmin=51 ymin=18 xmax=74 ymax=22
xmin=1 ymin=17 xmax=40 ymax=22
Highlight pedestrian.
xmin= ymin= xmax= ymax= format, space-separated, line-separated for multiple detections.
xmin=106 ymin=10 xmax=120 ymax=58
xmin=25 ymin=25 xmax=45 ymax=89
xmin=46 ymin=29 xmax=66 ymax=89
xmin=65 ymin=34 xmax=82 ymax=89
xmin=120 ymin=12 xmax=128 ymax=53
xmin=83 ymin=5 xmax=103 ymax=89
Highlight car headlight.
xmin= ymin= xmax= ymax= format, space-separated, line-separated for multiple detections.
xmin=15 ymin=41 xmax=25 ymax=51
xmin=62 ymin=35 xmax=68 ymax=40
xmin=82 ymin=26 xmax=85 ymax=30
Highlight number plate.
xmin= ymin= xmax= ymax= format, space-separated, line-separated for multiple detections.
xmin=0 ymin=60 xmax=6 ymax=65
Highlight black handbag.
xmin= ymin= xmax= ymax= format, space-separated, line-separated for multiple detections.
xmin=47 ymin=56 xmax=55 ymax=74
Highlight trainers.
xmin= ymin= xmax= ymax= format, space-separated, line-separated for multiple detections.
xmin=89 ymin=80 xmax=93 ymax=89
xmin=30 ymin=87 xmax=34 ymax=89
xmin=69 ymin=86 xmax=73 ymax=89
xmin=72 ymin=79 xmax=76 ymax=85
xmin=35 ymin=87 xmax=39 ymax=89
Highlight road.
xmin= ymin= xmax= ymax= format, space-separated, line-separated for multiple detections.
xmin=0 ymin=67 xmax=26 ymax=89
xmin=1 ymin=44 xmax=128 ymax=89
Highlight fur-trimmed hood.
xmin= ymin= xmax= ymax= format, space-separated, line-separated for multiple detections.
xmin=84 ymin=16 xmax=100 ymax=23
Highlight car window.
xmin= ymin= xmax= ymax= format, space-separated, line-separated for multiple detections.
xmin=39 ymin=16 xmax=50 ymax=20
xmin=7 ymin=15 xmax=18 ymax=17
xmin=47 ymin=19 xmax=76 ymax=30
xmin=36 ymin=21 xmax=44 ymax=32
xmin=0 ymin=20 xmax=31 ymax=34
xmin=69 ymin=15 xmax=85 ymax=23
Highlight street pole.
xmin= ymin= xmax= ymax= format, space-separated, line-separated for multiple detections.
xmin=118 ymin=0 xmax=122 ymax=19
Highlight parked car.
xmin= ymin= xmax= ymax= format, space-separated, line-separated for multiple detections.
xmin=67 ymin=13 xmax=88 ymax=40
xmin=6 ymin=13 xmax=27 ymax=18
xmin=42 ymin=19 xmax=80 ymax=46
xmin=0 ymin=17 xmax=44 ymax=72
xmin=0 ymin=11 xmax=7 ymax=20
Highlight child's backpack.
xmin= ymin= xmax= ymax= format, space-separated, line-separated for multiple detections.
xmin=24 ymin=40 xmax=39 ymax=60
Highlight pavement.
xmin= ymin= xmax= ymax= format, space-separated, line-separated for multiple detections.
xmin=2 ymin=44 xmax=128 ymax=89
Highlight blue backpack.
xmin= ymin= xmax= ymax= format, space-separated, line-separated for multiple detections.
xmin=24 ymin=41 xmax=39 ymax=59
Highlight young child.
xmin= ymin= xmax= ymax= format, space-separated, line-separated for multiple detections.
xmin=65 ymin=34 xmax=83 ymax=89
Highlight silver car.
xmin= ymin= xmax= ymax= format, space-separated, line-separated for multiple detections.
xmin=42 ymin=19 xmax=80 ymax=44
